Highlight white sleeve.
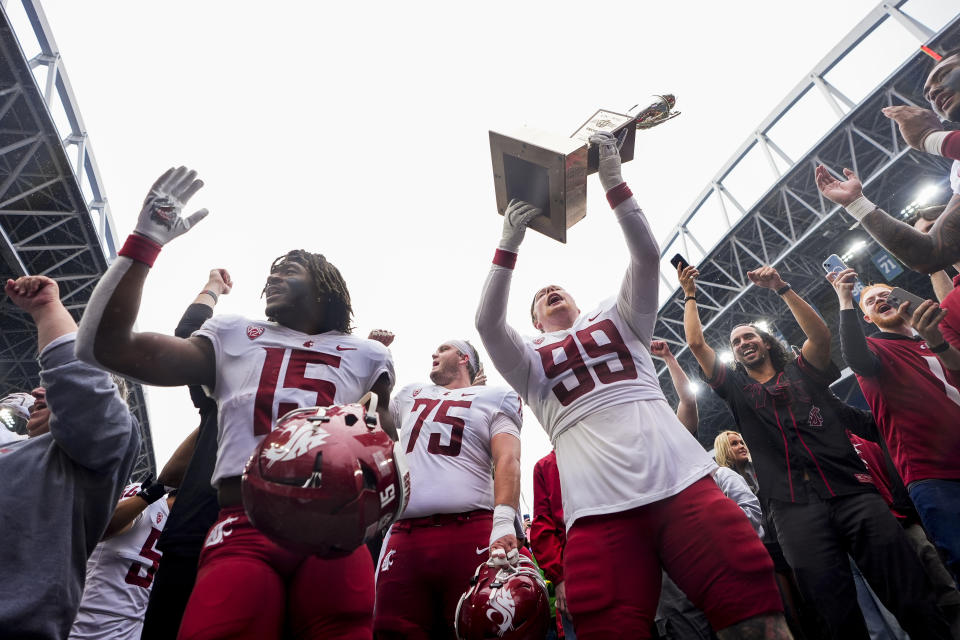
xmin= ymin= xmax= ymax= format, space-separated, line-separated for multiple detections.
xmin=489 ymin=412 xmax=521 ymax=440
xmin=475 ymin=264 xmax=532 ymax=397
xmin=713 ymin=467 xmax=764 ymax=538
xmin=611 ymin=191 xmax=661 ymax=347
xmin=75 ymin=257 xmax=143 ymax=379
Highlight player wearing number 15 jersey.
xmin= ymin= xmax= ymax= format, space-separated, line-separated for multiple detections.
xmin=476 ymin=133 xmax=785 ymax=639
xmin=70 ymin=483 xmax=174 ymax=640
xmin=374 ymin=339 xmax=522 ymax=639
xmin=77 ymin=168 xmax=395 ymax=640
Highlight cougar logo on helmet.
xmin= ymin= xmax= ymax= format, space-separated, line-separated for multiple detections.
xmin=262 ymin=424 xmax=330 ymax=469
xmin=487 ymin=584 xmax=517 ymax=636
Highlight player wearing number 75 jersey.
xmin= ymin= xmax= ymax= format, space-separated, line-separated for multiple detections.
xmin=75 ymin=168 xmax=395 ymax=640
xmin=476 ymin=132 xmax=787 ymax=640
xmin=373 ymin=339 xmax=523 ymax=638
xmin=828 ymin=272 xmax=960 ymax=583
xmin=69 ymin=482 xmax=174 ymax=640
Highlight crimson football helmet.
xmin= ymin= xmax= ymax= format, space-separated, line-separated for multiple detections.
xmin=454 ymin=555 xmax=550 ymax=639
xmin=242 ymin=395 xmax=410 ymax=557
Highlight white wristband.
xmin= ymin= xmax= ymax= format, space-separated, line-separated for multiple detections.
xmin=922 ymin=130 xmax=950 ymax=156
xmin=844 ymin=195 xmax=878 ymax=221
xmin=490 ymin=504 xmax=517 ymax=545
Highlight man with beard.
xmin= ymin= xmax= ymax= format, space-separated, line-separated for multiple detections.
xmin=681 ymin=263 xmax=950 ymax=640
xmin=828 ymin=270 xmax=960 ymax=584
xmin=373 ymin=339 xmax=522 ymax=639
xmin=814 ymin=46 xmax=960 ymax=273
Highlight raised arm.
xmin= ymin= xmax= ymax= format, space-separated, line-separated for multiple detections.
xmin=103 ymin=480 xmax=168 ymax=539
xmin=76 ymin=167 xmax=215 ymax=388
xmin=827 ymin=269 xmax=882 ymax=376
xmin=650 ymin=340 xmax=698 ymax=434
xmin=589 ymin=132 xmax=661 ymax=345
xmin=475 ymin=199 xmax=540 ymax=392
xmin=815 ymin=164 xmax=960 ymax=273
xmin=748 ymin=265 xmax=832 ymax=370
xmin=680 ymin=265 xmax=718 ymax=379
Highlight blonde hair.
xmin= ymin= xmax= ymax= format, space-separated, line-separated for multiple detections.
xmin=714 ymin=430 xmax=748 ymax=470
xmin=858 ymin=283 xmax=893 ymax=314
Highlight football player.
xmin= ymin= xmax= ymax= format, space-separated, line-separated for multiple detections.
xmin=76 ymin=168 xmax=395 ymax=640
xmin=475 ymin=132 xmax=788 ymax=639
xmin=69 ymin=479 xmax=175 ymax=640
xmin=815 ymin=46 xmax=960 ymax=273
xmin=828 ymin=270 xmax=960 ymax=584
xmin=373 ymin=339 xmax=522 ymax=639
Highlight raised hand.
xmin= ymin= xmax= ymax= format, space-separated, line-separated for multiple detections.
xmin=910 ymin=299 xmax=949 ymax=348
xmin=650 ymin=340 xmax=673 ymax=359
xmin=367 ymin=329 xmax=395 ymax=347
xmin=589 ymin=131 xmax=624 ymax=192
xmin=814 ymin=165 xmax=863 ymax=207
xmin=747 ymin=265 xmax=788 ymax=291
xmin=471 ymin=363 xmax=487 ymax=386
xmin=678 ymin=264 xmax=699 ymax=297
xmin=882 ymin=106 xmax=944 ymax=150
xmin=5 ymin=275 xmax=60 ymax=315
xmin=136 ymin=166 xmax=208 ymax=246
xmin=826 ymin=267 xmax=858 ymax=305
xmin=206 ymin=268 xmax=233 ymax=296
xmin=499 ymin=199 xmax=542 ymax=253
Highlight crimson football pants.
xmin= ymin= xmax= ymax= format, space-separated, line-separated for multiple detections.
xmin=177 ymin=507 xmax=374 ymax=640
xmin=564 ymin=476 xmax=782 ymax=639
xmin=373 ymin=510 xmax=492 ymax=639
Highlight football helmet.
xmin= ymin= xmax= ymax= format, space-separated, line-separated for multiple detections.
xmin=454 ymin=554 xmax=550 ymax=639
xmin=242 ymin=395 xmax=409 ymax=557
xmin=0 ymin=392 xmax=34 ymax=437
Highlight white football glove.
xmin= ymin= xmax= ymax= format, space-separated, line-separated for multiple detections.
xmin=499 ymin=199 xmax=542 ymax=253
xmin=488 ymin=547 xmax=520 ymax=568
xmin=135 ymin=166 xmax=209 ymax=246
xmin=589 ymin=131 xmax=624 ymax=192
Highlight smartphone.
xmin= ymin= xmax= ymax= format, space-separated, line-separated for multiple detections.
xmin=822 ymin=254 xmax=864 ymax=302
xmin=670 ymin=253 xmax=690 ymax=271
xmin=887 ymin=287 xmax=927 ymax=312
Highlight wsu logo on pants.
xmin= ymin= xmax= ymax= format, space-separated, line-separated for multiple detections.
xmin=204 ymin=516 xmax=239 ymax=548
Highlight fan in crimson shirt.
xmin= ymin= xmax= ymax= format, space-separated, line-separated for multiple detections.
xmin=829 ymin=269 xmax=960 ymax=584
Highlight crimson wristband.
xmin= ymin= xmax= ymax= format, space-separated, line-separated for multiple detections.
xmin=118 ymin=234 xmax=162 ymax=267
xmin=944 ymin=131 xmax=960 ymax=162
xmin=606 ymin=182 xmax=633 ymax=208
xmin=493 ymin=249 xmax=517 ymax=270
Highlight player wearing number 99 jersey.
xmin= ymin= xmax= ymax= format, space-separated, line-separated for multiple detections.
xmin=69 ymin=483 xmax=173 ymax=640
xmin=77 ymin=176 xmax=396 ymax=640
xmin=476 ymin=133 xmax=786 ymax=639
xmin=373 ymin=339 xmax=523 ymax=639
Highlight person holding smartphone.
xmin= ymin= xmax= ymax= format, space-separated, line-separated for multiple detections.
xmin=827 ymin=270 xmax=960 ymax=587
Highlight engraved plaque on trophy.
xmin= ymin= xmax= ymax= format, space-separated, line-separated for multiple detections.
xmin=489 ymin=97 xmax=677 ymax=243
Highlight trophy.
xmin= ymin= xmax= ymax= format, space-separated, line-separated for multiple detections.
xmin=489 ymin=95 xmax=680 ymax=243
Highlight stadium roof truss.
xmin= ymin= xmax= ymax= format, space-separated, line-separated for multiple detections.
xmin=652 ymin=2 xmax=960 ymax=446
xmin=0 ymin=0 xmax=154 ymax=479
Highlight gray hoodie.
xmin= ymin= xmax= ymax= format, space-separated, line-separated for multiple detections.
xmin=0 ymin=334 xmax=140 ymax=639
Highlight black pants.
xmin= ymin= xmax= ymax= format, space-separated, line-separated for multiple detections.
xmin=140 ymin=551 xmax=201 ymax=640
xmin=770 ymin=492 xmax=949 ymax=640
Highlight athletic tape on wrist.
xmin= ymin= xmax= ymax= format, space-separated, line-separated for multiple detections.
xmin=118 ymin=234 xmax=162 ymax=267
xmin=490 ymin=504 xmax=517 ymax=545
xmin=493 ymin=249 xmax=517 ymax=270
xmin=844 ymin=195 xmax=877 ymax=221
xmin=922 ymin=130 xmax=950 ymax=156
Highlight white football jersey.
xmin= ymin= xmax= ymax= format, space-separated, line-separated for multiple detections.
xmin=520 ymin=297 xmax=665 ymax=441
xmin=390 ymin=384 xmax=521 ymax=519
xmin=194 ymin=314 xmax=395 ymax=486
xmin=520 ymin=298 xmax=715 ymax=528
xmin=69 ymin=484 xmax=170 ymax=639
xmin=951 ymin=159 xmax=960 ymax=195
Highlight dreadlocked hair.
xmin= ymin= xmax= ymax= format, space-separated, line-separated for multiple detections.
xmin=266 ymin=250 xmax=354 ymax=333
xmin=730 ymin=323 xmax=792 ymax=374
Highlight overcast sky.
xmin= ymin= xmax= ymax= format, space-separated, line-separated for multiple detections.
xmin=18 ymin=0 xmax=955 ymax=510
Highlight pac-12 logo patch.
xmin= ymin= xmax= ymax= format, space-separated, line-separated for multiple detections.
xmin=412 ymin=388 xmax=421 ymax=397
xmin=533 ymin=337 xmax=545 ymax=345
xmin=246 ymin=326 xmax=265 ymax=340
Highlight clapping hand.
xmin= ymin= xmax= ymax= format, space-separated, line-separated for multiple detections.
xmin=814 ymin=165 xmax=863 ymax=207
